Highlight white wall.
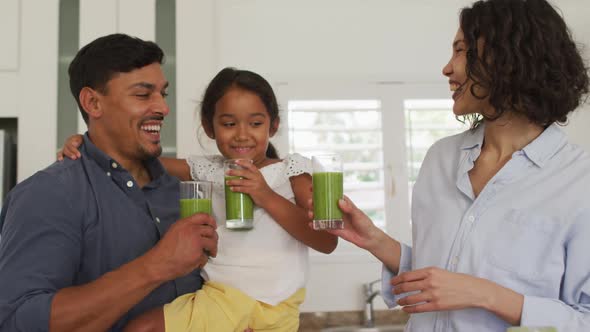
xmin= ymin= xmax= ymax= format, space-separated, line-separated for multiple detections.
xmin=0 ymin=0 xmax=58 ymax=182
xmin=564 ymin=107 xmax=590 ymax=153
xmin=176 ymin=1 xmax=219 ymax=157
xmin=216 ymin=0 xmax=468 ymax=82
xmin=0 ymin=0 xmax=19 ymax=118
xmin=0 ymin=0 xmax=20 ymax=72
xmin=553 ymin=1 xmax=590 ymax=153
xmin=177 ymin=0 xmax=590 ymax=155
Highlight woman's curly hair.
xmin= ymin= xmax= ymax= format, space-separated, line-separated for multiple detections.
xmin=460 ymin=0 xmax=589 ymax=127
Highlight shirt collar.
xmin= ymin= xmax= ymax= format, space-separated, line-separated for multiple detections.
xmin=458 ymin=122 xmax=567 ymax=168
xmin=81 ymin=133 xmax=166 ymax=180
xmin=521 ymin=123 xmax=568 ymax=168
xmin=460 ymin=123 xmax=485 ymax=151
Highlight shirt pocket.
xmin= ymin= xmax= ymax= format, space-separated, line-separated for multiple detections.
xmin=487 ymin=209 xmax=563 ymax=281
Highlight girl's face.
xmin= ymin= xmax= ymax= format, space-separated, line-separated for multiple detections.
xmin=442 ymin=28 xmax=492 ymax=117
xmin=208 ymin=87 xmax=278 ymax=167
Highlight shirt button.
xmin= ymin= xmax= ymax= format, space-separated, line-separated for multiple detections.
xmin=468 ymin=215 xmax=475 ymax=223
xmin=106 ymin=172 xmax=111 ymax=177
xmin=155 ymin=217 xmax=160 ymax=223
xmin=126 ymin=181 xmax=134 ymax=188
xmin=112 ymin=162 xmax=118 ymax=169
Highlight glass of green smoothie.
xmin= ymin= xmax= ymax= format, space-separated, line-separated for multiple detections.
xmin=224 ymin=159 xmax=254 ymax=230
xmin=506 ymin=327 xmax=557 ymax=332
xmin=312 ymin=154 xmax=344 ymax=230
xmin=179 ymin=181 xmax=213 ymax=218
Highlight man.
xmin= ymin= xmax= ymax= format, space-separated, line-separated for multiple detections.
xmin=0 ymin=34 xmax=218 ymax=331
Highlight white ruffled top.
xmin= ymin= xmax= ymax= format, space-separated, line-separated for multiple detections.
xmin=186 ymin=153 xmax=312 ymax=305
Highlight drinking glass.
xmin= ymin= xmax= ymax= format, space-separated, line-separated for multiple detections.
xmin=224 ymin=159 xmax=254 ymax=230
xmin=179 ymin=181 xmax=213 ymax=218
xmin=506 ymin=327 xmax=557 ymax=332
xmin=312 ymin=154 xmax=344 ymax=230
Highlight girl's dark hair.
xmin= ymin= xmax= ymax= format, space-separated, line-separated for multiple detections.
xmin=200 ymin=67 xmax=280 ymax=159
xmin=460 ymin=0 xmax=588 ymax=127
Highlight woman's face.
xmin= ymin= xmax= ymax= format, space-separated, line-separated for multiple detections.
xmin=442 ymin=28 xmax=492 ymax=117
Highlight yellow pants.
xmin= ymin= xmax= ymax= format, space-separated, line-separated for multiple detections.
xmin=163 ymin=281 xmax=305 ymax=332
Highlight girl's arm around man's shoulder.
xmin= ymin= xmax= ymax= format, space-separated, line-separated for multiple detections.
xmin=159 ymin=157 xmax=191 ymax=181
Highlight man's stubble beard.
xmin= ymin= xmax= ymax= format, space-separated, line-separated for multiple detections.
xmin=137 ymin=143 xmax=162 ymax=161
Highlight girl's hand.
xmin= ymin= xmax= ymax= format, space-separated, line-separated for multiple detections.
xmin=310 ymin=195 xmax=382 ymax=251
xmin=225 ymin=159 xmax=276 ymax=207
xmin=57 ymin=134 xmax=84 ymax=161
xmin=392 ymin=267 xmax=493 ymax=313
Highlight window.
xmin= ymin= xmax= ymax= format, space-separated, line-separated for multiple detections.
xmin=275 ymin=83 xmax=455 ymax=249
xmin=288 ymin=100 xmax=387 ymax=228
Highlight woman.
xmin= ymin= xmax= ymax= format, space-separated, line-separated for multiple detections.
xmin=321 ymin=0 xmax=590 ymax=331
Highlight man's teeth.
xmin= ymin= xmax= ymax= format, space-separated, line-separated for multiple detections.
xmin=141 ymin=124 xmax=161 ymax=132
xmin=450 ymin=83 xmax=460 ymax=92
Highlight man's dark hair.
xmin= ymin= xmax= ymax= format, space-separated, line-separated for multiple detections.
xmin=460 ymin=0 xmax=589 ymax=126
xmin=68 ymin=33 xmax=164 ymax=124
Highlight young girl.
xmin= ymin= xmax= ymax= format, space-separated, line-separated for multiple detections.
xmin=59 ymin=67 xmax=338 ymax=331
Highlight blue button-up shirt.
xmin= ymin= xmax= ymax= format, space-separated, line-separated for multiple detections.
xmin=382 ymin=124 xmax=590 ymax=332
xmin=0 ymin=134 xmax=202 ymax=331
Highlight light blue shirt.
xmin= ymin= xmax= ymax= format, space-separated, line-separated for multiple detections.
xmin=382 ymin=123 xmax=590 ymax=332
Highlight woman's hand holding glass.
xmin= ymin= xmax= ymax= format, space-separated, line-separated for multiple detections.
xmin=313 ymin=196 xmax=382 ymax=250
xmin=317 ymin=195 xmax=397 ymax=264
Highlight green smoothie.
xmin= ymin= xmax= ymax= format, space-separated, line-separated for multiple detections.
xmin=179 ymin=198 xmax=212 ymax=218
xmin=313 ymin=171 xmax=344 ymax=221
xmin=224 ymin=176 xmax=254 ymax=229
xmin=506 ymin=328 xmax=557 ymax=332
